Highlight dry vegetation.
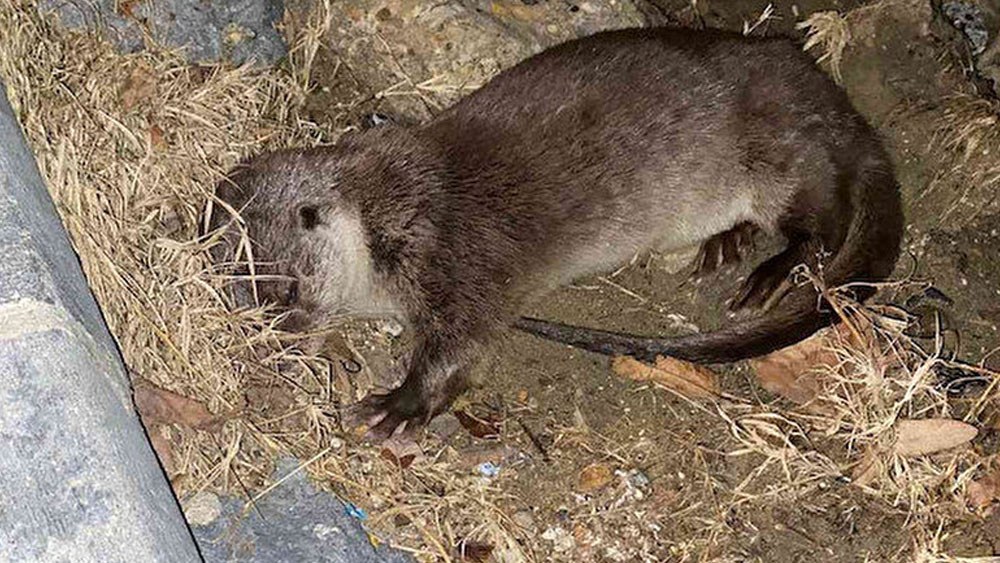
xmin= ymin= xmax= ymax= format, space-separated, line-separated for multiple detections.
xmin=0 ymin=0 xmax=998 ymax=560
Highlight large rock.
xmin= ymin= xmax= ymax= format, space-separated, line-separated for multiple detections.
xmin=190 ymin=457 xmax=413 ymax=563
xmin=38 ymin=0 xmax=286 ymax=65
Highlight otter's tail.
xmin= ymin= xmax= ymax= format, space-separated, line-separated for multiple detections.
xmin=514 ymin=160 xmax=903 ymax=364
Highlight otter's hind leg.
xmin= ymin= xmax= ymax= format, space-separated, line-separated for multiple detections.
xmin=728 ymin=230 xmax=822 ymax=311
xmin=690 ymin=221 xmax=759 ymax=280
xmin=729 ymin=178 xmax=852 ymax=312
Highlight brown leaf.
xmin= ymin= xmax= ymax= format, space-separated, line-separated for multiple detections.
xmin=850 ymin=448 xmax=881 ymax=488
xmin=967 ymin=470 xmax=1000 ymax=511
xmin=893 ymin=419 xmax=978 ymax=457
xmin=749 ymin=327 xmax=840 ymax=405
xmin=455 ymin=539 xmax=494 ymax=562
xmin=577 ymin=463 xmax=613 ymax=493
xmin=117 ymin=0 xmax=141 ymax=18
xmin=380 ymin=449 xmax=416 ymax=470
xmin=379 ymin=435 xmax=422 ymax=470
xmin=120 ymin=67 xmax=158 ymax=112
xmin=455 ymin=408 xmax=501 ymax=439
xmin=149 ymin=124 xmax=167 ymax=150
xmin=134 ymin=382 xmax=219 ymax=430
xmin=611 ymin=355 xmax=719 ymax=399
xmin=573 ymin=523 xmax=595 ymax=546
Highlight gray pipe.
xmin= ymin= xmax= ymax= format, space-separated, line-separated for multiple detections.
xmin=0 ymin=81 xmax=202 ymax=562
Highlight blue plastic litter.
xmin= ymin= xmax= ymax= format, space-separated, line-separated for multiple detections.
xmin=345 ymin=503 xmax=368 ymax=521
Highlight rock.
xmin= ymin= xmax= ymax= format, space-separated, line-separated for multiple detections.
xmin=513 ymin=509 xmax=535 ymax=530
xmin=0 ymin=76 xmax=201 ymax=562
xmin=893 ymin=418 xmax=978 ymax=457
xmin=183 ymin=491 xmax=222 ymax=527
xmin=942 ymin=1 xmax=991 ymax=54
xmin=541 ymin=526 xmax=575 ymax=553
xmin=319 ymin=0 xmax=645 ymax=121
xmin=378 ymin=318 xmax=404 ymax=338
xmin=426 ymin=411 xmax=462 ymax=440
xmin=190 ymin=456 xmax=412 ymax=562
xmin=38 ymin=0 xmax=286 ymax=65
xmin=625 ymin=468 xmax=651 ymax=489
xmin=939 ymin=1 xmax=1000 ymax=97
xmin=577 ymin=462 xmax=613 ymax=493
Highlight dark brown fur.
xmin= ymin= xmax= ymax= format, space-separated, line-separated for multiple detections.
xmin=210 ymin=27 xmax=903 ymax=440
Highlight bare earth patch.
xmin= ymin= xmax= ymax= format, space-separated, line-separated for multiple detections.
xmin=1 ymin=0 xmax=998 ymax=560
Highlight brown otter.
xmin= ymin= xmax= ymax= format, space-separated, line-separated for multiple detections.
xmin=209 ymin=27 xmax=903 ymax=441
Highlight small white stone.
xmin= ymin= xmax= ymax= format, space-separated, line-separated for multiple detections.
xmin=312 ymin=523 xmax=342 ymax=539
xmin=604 ymin=545 xmax=628 ymax=562
xmin=183 ymin=491 xmax=222 ymax=526
xmin=542 ymin=526 xmax=576 ymax=552
xmin=378 ymin=318 xmax=404 ymax=338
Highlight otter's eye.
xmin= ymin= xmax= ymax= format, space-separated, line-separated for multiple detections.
xmin=298 ymin=206 xmax=320 ymax=230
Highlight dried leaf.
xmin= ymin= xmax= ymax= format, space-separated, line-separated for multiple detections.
xmin=149 ymin=124 xmax=167 ymax=150
xmin=455 ymin=539 xmax=494 ymax=562
xmin=611 ymin=355 xmax=719 ymax=399
xmin=120 ymin=66 xmax=157 ymax=112
xmin=379 ymin=449 xmax=416 ymax=469
xmin=749 ymin=328 xmax=838 ymax=404
xmin=455 ymin=408 xmax=501 ymax=439
xmin=134 ymin=382 xmax=220 ymax=430
xmin=379 ymin=435 xmax=422 ymax=469
xmin=893 ymin=419 xmax=978 ymax=456
xmin=577 ymin=463 xmax=613 ymax=493
xmin=850 ymin=448 xmax=881 ymax=488
xmin=966 ymin=470 xmax=1000 ymax=511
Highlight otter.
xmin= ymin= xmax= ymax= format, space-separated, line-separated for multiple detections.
xmin=209 ymin=27 xmax=903 ymax=441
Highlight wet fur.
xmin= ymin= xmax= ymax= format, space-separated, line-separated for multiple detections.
xmin=211 ymin=27 xmax=903 ymax=439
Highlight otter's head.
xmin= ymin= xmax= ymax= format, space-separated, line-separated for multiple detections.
xmin=208 ymin=128 xmax=435 ymax=331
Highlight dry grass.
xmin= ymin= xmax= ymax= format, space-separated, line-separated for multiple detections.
xmin=797 ymin=10 xmax=850 ymax=82
xmin=797 ymin=0 xmax=921 ymax=84
xmin=0 ymin=0 xmax=997 ymax=561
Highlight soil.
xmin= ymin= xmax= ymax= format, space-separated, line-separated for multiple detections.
xmin=282 ymin=1 xmax=1000 ymax=560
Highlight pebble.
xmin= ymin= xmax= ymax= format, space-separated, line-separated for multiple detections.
xmin=183 ymin=491 xmax=222 ymax=526
xmin=577 ymin=463 xmax=613 ymax=493
xmin=513 ymin=509 xmax=535 ymax=529
xmin=378 ymin=318 xmax=404 ymax=338
xmin=541 ymin=526 xmax=576 ymax=552
xmin=626 ymin=469 xmax=651 ymax=489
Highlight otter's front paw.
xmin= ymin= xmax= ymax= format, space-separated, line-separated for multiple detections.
xmin=347 ymin=386 xmax=430 ymax=443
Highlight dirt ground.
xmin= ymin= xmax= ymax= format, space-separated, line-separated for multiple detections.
xmin=4 ymin=0 xmax=998 ymax=560
xmin=275 ymin=1 xmax=1000 ymax=560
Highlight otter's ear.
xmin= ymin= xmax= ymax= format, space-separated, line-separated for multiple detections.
xmin=298 ymin=205 xmax=322 ymax=230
